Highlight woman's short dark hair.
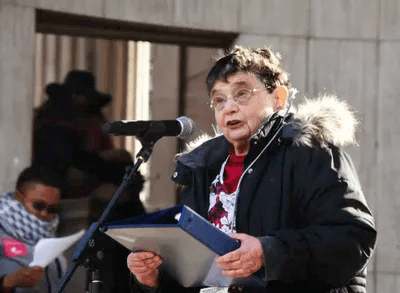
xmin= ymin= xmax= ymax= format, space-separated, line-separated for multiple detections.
xmin=206 ymin=45 xmax=291 ymax=94
xmin=15 ymin=166 xmax=63 ymax=193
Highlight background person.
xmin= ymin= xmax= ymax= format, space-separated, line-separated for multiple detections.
xmin=0 ymin=167 xmax=65 ymax=293
xmin=127 ymin=46 xmax=377 ymax=293
xmin=33 ymin=70 xmax=147 ymax=293
xmin=33 ymin=70 xmax=127 ymax=199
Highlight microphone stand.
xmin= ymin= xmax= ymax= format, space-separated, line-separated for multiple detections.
xmin=55 ymin=124 xmax=166 ymax=293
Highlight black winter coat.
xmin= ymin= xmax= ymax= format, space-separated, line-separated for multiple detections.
xmin=131 ymin=97 xmax=377 ymax=293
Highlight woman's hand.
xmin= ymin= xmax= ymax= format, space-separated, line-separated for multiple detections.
xmin=216 ymin=233 xmax=264 ymax=278
xmin=2 ymin=266 xmax=44 ymax=293
xmin=127 ymin=251 xmax=163 ymax=287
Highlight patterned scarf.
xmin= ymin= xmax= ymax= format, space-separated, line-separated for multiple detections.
xmin=0 ymin=192 xmax=59 ymax=245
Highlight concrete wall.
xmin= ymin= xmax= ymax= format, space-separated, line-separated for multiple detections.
xmin=0 ymin=3 xmax=36 ymax=191
xmin=1 ymin=0 xmax=400 ymax=292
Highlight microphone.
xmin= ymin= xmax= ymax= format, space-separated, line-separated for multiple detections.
xmin=103 ymin=116 xmax=195 ymax=139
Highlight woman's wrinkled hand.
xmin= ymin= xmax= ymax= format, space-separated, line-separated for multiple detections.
xmin=127 ymin=251 xmax=163 ymax=287
xmin=216 ymin=233 xmax=264 ymax=278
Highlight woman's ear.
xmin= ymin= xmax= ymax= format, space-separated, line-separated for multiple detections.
xmin=273 ymin=87 xmax=288 ymax=111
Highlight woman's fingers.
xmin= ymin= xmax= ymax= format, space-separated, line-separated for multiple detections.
xmin=127 ymin=252 xmax=163 ymax=273
xmin=127 ymin=251 xmax=162 ymax=287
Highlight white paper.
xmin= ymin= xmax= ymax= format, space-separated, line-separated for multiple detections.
xmin=29 ymin=229 xmax=85 ymax=267
xmin=200 ymin=288 xmax=229 ymax=293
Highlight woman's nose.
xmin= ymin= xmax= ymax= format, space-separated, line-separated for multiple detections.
xmin=224 ymin=96 xmax=238 ymax=111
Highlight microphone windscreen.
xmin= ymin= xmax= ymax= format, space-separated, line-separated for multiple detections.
xmin=176 ymin=116 xmax=195 ymax=139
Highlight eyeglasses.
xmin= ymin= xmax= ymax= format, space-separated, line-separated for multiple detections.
xmin=32 ymin=201 xmax=60 ymax=214
xmin=209 ymin=88 xmax=264 ymax=112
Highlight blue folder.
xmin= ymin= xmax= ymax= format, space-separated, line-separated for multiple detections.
xmin=102 ymin=204 xmax=266 ymax=288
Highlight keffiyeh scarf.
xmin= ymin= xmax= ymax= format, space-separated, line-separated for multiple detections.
xmin=0 ymin=192 xmax=59 ymax=245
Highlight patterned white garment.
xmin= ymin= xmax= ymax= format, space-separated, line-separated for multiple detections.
xmin=206 ymin=157 xmax=246 ymax=293
xmin=207 ymin=156 xmax=239 ymax=235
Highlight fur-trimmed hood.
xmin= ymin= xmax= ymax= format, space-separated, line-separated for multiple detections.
xmin=290 ymin=94 xmax=359 ymax=147
xmin=183 ymin=94 xmax=359 ymax=154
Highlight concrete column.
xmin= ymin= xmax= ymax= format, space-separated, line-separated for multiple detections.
xmin=146 ymin=43 xmax=179 ymax=211
xmin=0 ymin=4 xmax=36 ymax=191
xmin=75 ymin=37 xmax=88 ymax=70
xmin=34 ymin=33 xmax=45 ymax=108
xmin=134 ymin=41 xmax=152 ymax=208
xmin=43 ymin=34 xmax=58 ymax=85
xmin=94 ymin=39 xmax=113 ymax=120
xmin=125 ymin=41 xmax=137 ymax=157
xmin=59 ymin=35 xmax=74 ymax=82
xmin=111 ymin=40 xmax=128 ymax=149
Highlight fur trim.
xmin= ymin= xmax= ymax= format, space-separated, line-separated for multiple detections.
xmin=174 ymin=133 xmax=219 ymax=161
xmin=292 ymin=94 xmax=359 ymax=147
xmin=185 ymin=133 xmax=216 ymax=152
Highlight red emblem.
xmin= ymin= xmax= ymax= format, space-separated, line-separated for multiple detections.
xmin=2 ymin=238 xmax=28 ymax=258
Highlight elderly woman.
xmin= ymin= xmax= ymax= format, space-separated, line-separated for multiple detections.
xmin=127 ymin=46 xmax=377 ymax=293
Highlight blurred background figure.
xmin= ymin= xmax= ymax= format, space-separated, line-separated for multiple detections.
xmin=0 ymin=166 xmax=65 ymax=293
xmin=33 ymin=70 xmax=145 ymax=214
xmin=32 ymin=70 xmax=146 ymax=292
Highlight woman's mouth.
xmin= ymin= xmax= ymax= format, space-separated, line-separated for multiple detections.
xmin=227 ymin=120 xmax=242 ymax=127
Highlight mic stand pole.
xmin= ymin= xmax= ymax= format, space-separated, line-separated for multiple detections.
xmin=55 ymin=128 xmax=163 ymax=293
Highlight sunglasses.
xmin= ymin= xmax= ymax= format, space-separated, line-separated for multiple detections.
xmin=32 ymin=201 xmax=60 ymax=214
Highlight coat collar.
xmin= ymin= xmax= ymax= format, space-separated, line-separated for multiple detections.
xmin=176 ymin=111 xmax=287 ymax=171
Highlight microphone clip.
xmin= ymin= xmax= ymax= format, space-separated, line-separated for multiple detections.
xmin=135 ymin=121 xmax=167 ymax=162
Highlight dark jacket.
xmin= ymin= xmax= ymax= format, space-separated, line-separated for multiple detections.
xmin=131 ymin=96 xmax=377 ymax=293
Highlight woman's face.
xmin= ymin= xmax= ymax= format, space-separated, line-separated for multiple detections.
xmin=212 ymin=72 xmax=279 ymax=156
